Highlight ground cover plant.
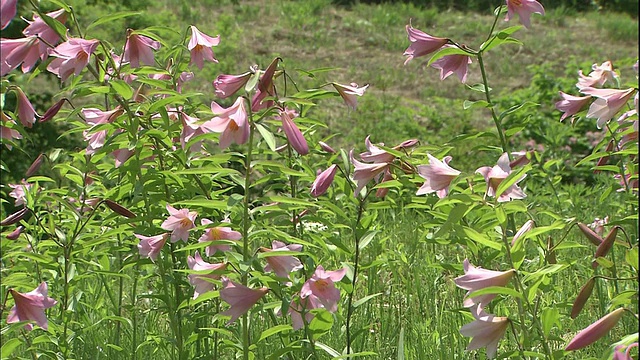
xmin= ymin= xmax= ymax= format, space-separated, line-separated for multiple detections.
xmin=0 ymin=0 xmax=638 ymax=359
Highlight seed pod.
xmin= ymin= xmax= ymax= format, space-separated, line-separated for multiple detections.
xmin=592 ymin=226 xmax=619 ymax=269
xmin=1 ymin=208 xmax=29 ymax=226
xmin=104 ymin=200 xmax=136 ymax=218
xmin=577 ymin=222 xmax=604 ymax=246
xmin=571 ymin=277 xmax=595 ymax=319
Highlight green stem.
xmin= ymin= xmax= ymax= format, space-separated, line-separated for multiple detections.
xmin=477 ymin=53 xmax=510 ymax=159
xmin=346 ymin=196 xmax=366 ymax=355
xmin=242 ymin=96 xmax=256 ymax=360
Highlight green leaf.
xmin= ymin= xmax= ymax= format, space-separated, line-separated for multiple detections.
xmin=309 ymin=309 xmax=334 ymax=338
xmin=466 ymin=286 xmax=523 ymax=301
xmin=255 ymin=123 xmax=277 ymax=151
xmin=87 ymin=11 xmax=142 ymax=31
xmin=39 ymin=13 xmax=68 ymax=40
xmin=466 ymin=83 xmax=492 ymax=93
xmin=1 ymin=338 xmax=23 ymax=358
xmin=625 ymin=247 xmax=638 ymax=269
xmin=353 ymin=292 xmax=382 ymax=308
xmin=481 ymin=26 xmax=524 ymax=52
xmin=522 ymin=264 xmax=567 ymax=283
xmin=463 ymin=100 xmax=490 ymax=110
xmin=358 ymin=230 xmax=379 ymax=251
xmin=428 ymin=46 xmax=473 ymax=66
xmin=495 ymin=164 xmax=532 ymax=200
xmin=258 ymin=324 xmax=292 ymax=343
xmin=174 ymin=199 xmax=227 ymax=209
xmin=315 ymin=341 xmax=340 ymax=357
xmin=110 ymin=80 xmax=134 ymax=100
xmin=498 ymin=101 xmax=538 ymax=122
xmin=540 ymin=308 xmax=559 ymax=337
xmin=462 ymin=226 xmax=501 ymax=250
xmin=397 ymin=327 xmax=405 ymax=360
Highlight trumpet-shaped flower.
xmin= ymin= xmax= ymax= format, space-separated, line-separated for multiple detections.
xmin=187 ymin=251 xmax=227 ymax=299
xmin=7 ymin=282 xmax=57 ymax=330
xmin=459 ymin=306 xmax=510 ymax=359
xmin=198 ymin=218 xmax=242 ymax=256
xmin=565 ymin=308 xmax=625 ymax=351
xmin=360 ymin=136 xmax=395 ymax=163
xmin=188 ymin=26 xmax=220 ymax=69
xmin=505 ymin=0 xmax=545 ymax=29
xmin=556 ymin=92 xmax=592 ymax=122
xmin=135 ymin=233 xmax=169 ymax=261
xmin=82 ymin=107 xmax=123 ymax=155
xmin=350 ymin=150 xmax=389 ymax=197
xmin=332 ymin=82 xmax=369 ymax=110
xmin=1 ymin=115 xmax=22 ymax=149
xmin=123 ymin=32 xmax=160 ymax=68
xmin=1 ymin=36 xmax=41 ymax=76
xmin=311 ymin=164 xmax=338 ymax=197
xmin=47 ymin=38 xmax=99 ymax=81
xmin=277 ymin=108 xmax=308 ymax=155
xmin=417 ymin=154 xmax=461 ymax=198
xmin=219 ymin=277 xmax=268 ymax=324
xmin=403 ymin=23 xmax=448 ymax=65
xmin=286 ymin=296 xmax=319 ymax=330
xmin=262 ymin=240 xmax=303 ymax=279
xmin=1 ymin=0 xmax=17 ymax=30
xmin=213 ymin=72 xmax=252 ymax=98
xmin=14 ymin=87 xmax=37 ymax=128
xmin=300 ymin=265 xmax=346 ymax=312
xmin=454 ymin=259 xmax=515 ymax=310
xmin=204 ymin=97 xmax=249 ymax=149
xmin=8 ymin=181 xmax=32 ymax=206
xmin=613 ymin=343 xmax=639 ymax=360
xmin=430 ymin=46 xmax=472 ymax=83
xmin=476 ymin=153 xmax=527 ymax=202
xmin=577 ymin=61 xmax=618 ymax=89
xmin=161 ymin=204 xmax=197 ymax=243
xmin=22 ymin=9 xmax=67 ymax=47
xmin=581 ymin=87 xmax=636 ymax=129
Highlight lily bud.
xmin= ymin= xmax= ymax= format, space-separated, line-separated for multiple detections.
xmin=25 ymin=154 xmax=45 ymax=178
xmin=592 ymin=226 xmax=619 ymax=269
xmin=1 ymin=208 xmax=29 ymax=226
xmin=318 ymin=141 xmax=336 ymax=154
xmin=104 ymin=199 xmax=136 ymax=218
xmin=577 ymin=222 xmax=604 ymax=246
xmin=311 ymin=164 xmax=338 ymax=198
xmin=39 ymin=99 xmax=65 ymax=122
xmin=565 ymin=308 xmax=625 ymax=351
xmin=571 ymin=277 xmax=595 ymax=319
xmin=6 ymin=225 xmax=24 ymax=240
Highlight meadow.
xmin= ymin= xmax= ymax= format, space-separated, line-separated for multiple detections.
xmin=0 ymin=0 xmax=638 ymax=359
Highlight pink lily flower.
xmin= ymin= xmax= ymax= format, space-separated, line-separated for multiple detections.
xmin=454 ymin=259 xmax=515 ymax=310
xmin=300 ymin=265 xmax=346 ymax=312
xmin=198 ymin=218 xmax=242 ymax=256
xmin=204 ymin=97 xmax=250 ymax=149
xmin=311 ymin=164 xmax=338 ymax=197
xmin=1 ymin=114 xmax=22 ymax=149
xmin=123 ymin=31 xmax=160 ymax=68
xmin=176 ymin=71 xmax=193 ymax=93
xmin=360 ymin=136 xmax=395 ymax=163
xmin=476 ymin=152 xmax=527 ymax=202
xmin=188 ymin=26 xmax=220 ymax=70
xmin=555 ymin=91 xmax=592 ymax=122
xmin=135 ymin=233 xmax=169 ymax=261
xmin=187 ymin=251 xmax=227 ymax=299
xmin=285 ymin=296 xmax=321 ymax=330
xmin=1 ymin=0 xmax=17 ymax=30
xmin=430 ymin=45 xmax=472 ymax=83
xmin=179 ymin=111 xmax=206 ymax=152
xmin=375 ymin=168 xmax=394 ymax=198
xmin=277 ymin=107 xmax=308 ymax=155
xmin=417 ymin=154 xmax=461 ymax=198
xmin=1 ymin=36 xmax=42 ymax=76
xmin=505 ymin=0 xmax=545 ymax=29
xmin=350 ymin=150 xmax=389 ymax=197
xmin=112 ymin=148 xmax=134 ymax=168
xmin=7 ymin=282 xmax=57 ymax=331
xmin=332 ymin=82 xmax=369 ymax=110
xmin=613 ymin=343 xmax=639 ymax=360
xmin=576 ymin=61 xmax=618 ymax=89
xmin=588 ymin=216 xmax=609 ymax=237
xmin=459 ymin=305 xmax=510 ymax=359
xmin=213 ymin=72 xmax=252 ymax=98
xmin=161 ymin=204 xmax=197 ymax=243
xmin=82 ymin=107 xmax=123 ymax=155
xmin=9 ymin=180 xmax=32 ymax=206
xmin=511 ymin=219 xmax=534 ymax=246
xmin=403 ymin=23 xmax=448 ymax=65
xmin=262 ymin=240 xmax=303 ymax=279
xmin=581 ymin=87 xmax=636 ymax=129
xmin=219 ymin=277 xmax=268 ymax=324
xmin=47 ymin=38 xmax=99 ymax=81
xmin=22 ymin=9 xmax=67 ymax=48
xmin=565 ymin=307 xmax=625 ymax=351
xmin=14 ymin=87 xmax=37 ymax=128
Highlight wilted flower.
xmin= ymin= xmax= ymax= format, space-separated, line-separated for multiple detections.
xmin=430 ymin=45 xmax=472 ymax=83
xmin=505 ymin=0 xmax=545 ymax=29
xmin=204 ymin=97 xmax=249 ymax=149
xmin=332 ymin=82 xmax=369 ymax=110
xmin=459 ymin=306 xmax=510 ymax=359
xmin=1 ymin=0 xmax=17 ymax=29
xmin=123 ymin=31 xmax=161 ymax=68
xmin=277 ymin=108 xmax=308 ymax=155
xmin=9 ymin=180 xmax=32 ymax=206
xmin=136 ymin=233 xmax=168 ymax=261
xmin=581 ymin=87 xmax=637 ymax=129
xmin=300 ymin=265 xmax=346 ymax=312
xmin=161 ymin=204 xmax=197 ymax=243
xmin=47 ymin=38 xmax=100 ymax=81
xmin=403 ymin=23 xmax=448 ymax=65
xmin=454 ymin=259 xmax=515 ymax=310
xmin=476 ymin=153 xmax=527 ymax=202
xmin=219 ymin=277 xmax=268 ymax=324
xmin=262 ymin=240 xmax=303 ymax=279
xmin=556 ymin=92 xmax=592 ymax=122
xmin=213 ymin=72 xmax=252 ymax=99
xmin=417 ymin=154 xmax=461 ymax=198
xmin=187 ymin=251 xmax=227 ymax=299
xmin=188 ymin=26 xmax=220 ymax=70
xmin=311 ymin=164 xmax=338 ymax=197
xmin=565 ymin=308 xmax=625 ymax=351
xmin=577 ymin=61 xmax=618 ymax=89
xmin=198 ymin=218 xmax=242 ymax=256
xmin=7 ymin=282 xmax=57 ymax=330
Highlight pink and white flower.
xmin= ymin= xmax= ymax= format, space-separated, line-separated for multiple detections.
xmin=332 ymin=82 xmax=369 ymax=110
xmin=160 ymin=204 xmax=197 ymax=243
xmin=7 ymin=282 xmax=57 ymax=331
xmin=459 ymin=305 xmax=510 ymax=359
xmin=188 ymin=26 xmax=220 ymax=70
xmin=219 ymin=277 xmax=268 ymax=324
xmin=262 ymin=240 xmax=303 ymax=279
xmin=123 ymin=31 xmax=160 ymax=68
xmin=198 ymin=218 xmax=242 ymax=256
xmin=187 ymin=251 xmax=227 ymax=299
xmin=476 ymin=153 xmax=527 ymax=202
xmin=300 ymin=265 xmax=346 ymax=312
xmin=555 ymin=91 xmax=592 ymax=122
xmin=416 ymin=154 xmax=461 ymax=198
xmin=403 ymin=23 xmax=448 ymax=65
xmin=454 ymin=259 xmax=515 ymax=310
xmin=204 ymin=97 xmax=249 ymax=149
xmin=47 ymin=38 xmax=100 ymax=81
xmin=136 ymin=233 xmax=169 ymax=261
xmin=430 ymin=45 xmax=472 ymax=83
xmin=505 ymin=0 xmax=545 ymax=29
